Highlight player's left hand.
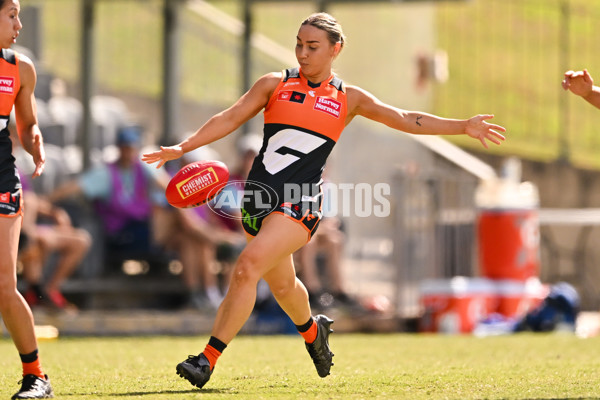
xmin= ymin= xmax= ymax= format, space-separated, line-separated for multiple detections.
xmin=465 ymin=114 xmax=506 ymax=149
xmin=31 ymin=134 xmax=45 ymax=178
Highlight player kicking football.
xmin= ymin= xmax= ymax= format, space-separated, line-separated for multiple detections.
xmin=142 ymin=12 xmax=505 ymax=389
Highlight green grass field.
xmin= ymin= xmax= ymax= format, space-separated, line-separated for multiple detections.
xmin=1 ymin=333 xmax=600 ymax=399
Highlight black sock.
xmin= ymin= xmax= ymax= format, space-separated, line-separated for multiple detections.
xmin=295 ymin=317 xmax=314 ymax=333
xmin=19 ymin=349 xmax=39 ymax=363
xmin=207 ymin=336 xmax=227 ymax=353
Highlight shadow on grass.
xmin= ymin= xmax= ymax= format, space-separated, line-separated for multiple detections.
xmin=109 ymin=388 xmax=228 ymax=396
xmin=60 ymin=389 xmax=228 ymax=397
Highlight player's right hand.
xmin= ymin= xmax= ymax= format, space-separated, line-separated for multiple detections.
xmin=141 ymin=145 xmax=184 ymax=169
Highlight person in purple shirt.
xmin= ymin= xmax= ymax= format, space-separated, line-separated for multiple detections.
xmin=49 ymin=125 xmax=225 ymax=309
xmin=50 ymin=126 xmax=164 ymax=259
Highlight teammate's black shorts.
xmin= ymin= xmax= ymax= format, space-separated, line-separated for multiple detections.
xmin=0 ymin=161 xmax=23 ymax=217
xmin=0 ymin=188 xmax=22 ymax=217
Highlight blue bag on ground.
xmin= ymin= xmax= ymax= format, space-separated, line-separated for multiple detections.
xmin=514 ymin=282 xmax=580 ymax=332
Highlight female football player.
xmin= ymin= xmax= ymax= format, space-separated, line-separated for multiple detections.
xmin=142 ymin=12 xmax=506 ymax=389
xmin=0 ymin=0 xmax=53 ymax=398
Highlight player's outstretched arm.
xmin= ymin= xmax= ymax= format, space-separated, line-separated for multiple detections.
xmin=346 ymin=85 xmax=506 ymax=149
xmin=562 ymin=69 xmax=600 ymax=110
xmin=142 ymin=73 xmax=280 ymax=169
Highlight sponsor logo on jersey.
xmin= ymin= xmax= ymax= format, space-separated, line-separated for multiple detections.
xmin=0 ymin=77 xmax=14 ymax=94
xmin=283 ymin=81 xmax=300 ymax=87
xmin=314 ymin=96 xmax=341 ymax=118
xmin=308 ymin=90 xmax=316 ymax=97
xmin=277 ymin=90 xmax=306 ymax=104
xmin=0 ymin=192 xmax=10 ymax=203
xmin=277 ymin=91 xmax=291 ymax=101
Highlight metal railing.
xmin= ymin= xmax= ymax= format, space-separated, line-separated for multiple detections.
xmin=393 ymin=163 xmax=480 ymax=317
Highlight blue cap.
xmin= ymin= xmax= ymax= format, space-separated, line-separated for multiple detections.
xmin=116 ymin=125 xmax=142 ymax=146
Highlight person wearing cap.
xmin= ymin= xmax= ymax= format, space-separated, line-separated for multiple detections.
xmin=48 ymin=125 xmax=173 ymax=276
xmin=49 ymin=125 xmax=166 ymax=263
xmin=49 ymin=126 xmax=234 ymax=309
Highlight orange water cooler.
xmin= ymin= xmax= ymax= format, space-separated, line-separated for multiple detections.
xmin=477 ymin=208 xmax=540 ymax=281
xmin=495 ymin=278 xmax=548 ymax=318
xmin=475 ymin=159 xmax=540 ymax=282
xmin=419 ymin=277 xmax=498 ymax=334
xmin=474 ymin=158 xmax=543 ymax=323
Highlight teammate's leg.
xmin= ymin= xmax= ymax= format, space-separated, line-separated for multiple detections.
xmin=0 ymin=215 xmax=53 ymax=398
xmin=0 ymin=216 xmax=38 ymax=355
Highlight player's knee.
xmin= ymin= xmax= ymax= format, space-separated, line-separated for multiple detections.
xmin=231 ymin=252 xmax=262 ymax=287
xmin=269 ymin=279 xmax=296 ymax=299
xmin=70 ymin=230 xmax=92 ymax=256
xmin=78 ymin=229 xmax=92 ymax=250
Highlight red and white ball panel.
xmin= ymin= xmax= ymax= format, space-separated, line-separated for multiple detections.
xmin=166 ymin=160 xmax=229 ymax=208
